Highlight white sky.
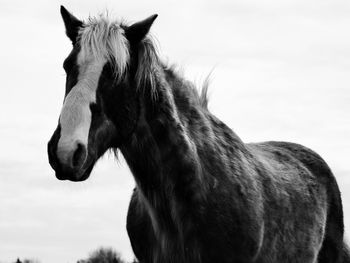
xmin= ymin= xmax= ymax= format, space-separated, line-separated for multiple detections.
xmin=0 ymin=0 xmax=349 ymax=262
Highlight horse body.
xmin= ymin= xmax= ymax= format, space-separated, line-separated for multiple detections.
xmin=123 ymin=67 xmax=343 ymax=263
xmin=48 ymin=7 xmax=349 ymax=263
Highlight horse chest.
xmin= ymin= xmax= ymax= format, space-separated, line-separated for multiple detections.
xmin=127 ymin=189 xmax=203 ymax=262
xmin=126 ymin=188 xmax=263 ymax=263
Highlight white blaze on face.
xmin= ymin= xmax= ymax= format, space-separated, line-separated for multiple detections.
xmin=57 ymin=51 xmax=107 ymax=166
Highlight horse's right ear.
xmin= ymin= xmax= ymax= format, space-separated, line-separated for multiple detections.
xmin=60 ymin=6 xmax=83 ymax=44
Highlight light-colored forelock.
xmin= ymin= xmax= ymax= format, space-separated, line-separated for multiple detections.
xmin=79 ymin=15 xmax=129 ymax=77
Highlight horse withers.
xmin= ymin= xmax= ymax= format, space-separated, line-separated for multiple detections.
xmin=48 ymin=6 xmax=350 ymax=263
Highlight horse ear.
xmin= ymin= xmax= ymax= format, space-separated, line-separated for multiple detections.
xmin=125 ymin=14 xmax=158 ymax=43
xmin=60 ymin=6 xmax=83 ymax=43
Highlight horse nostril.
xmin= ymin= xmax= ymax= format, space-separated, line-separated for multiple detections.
xmin=71 ymin=142 xmax=87 ymax=169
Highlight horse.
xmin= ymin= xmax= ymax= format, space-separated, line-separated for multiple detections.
xmin=48 ymin=6 xmax=349 ymax=263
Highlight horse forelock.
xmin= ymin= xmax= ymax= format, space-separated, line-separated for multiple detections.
xmin=78 ymin=14 xmax=162 ymax=98
xmin=78 ymin=15 xmax=130 ymax=78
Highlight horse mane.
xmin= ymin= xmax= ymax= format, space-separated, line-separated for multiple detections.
xmin=78 ymin=14 xmax=210 ymax=109
xmin=161 ymin=63 xmax=211 ymax=110
xmin=135 ymin=35 xmax=161 ymax=97
xmin=199 ymin=74 xmax=210 ymax=110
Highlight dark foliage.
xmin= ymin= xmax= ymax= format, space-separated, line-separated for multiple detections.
xmin=13 ymin=259 xmax=40 ymax=263
xmin=77 ymin=247 xmax=125 ymax=263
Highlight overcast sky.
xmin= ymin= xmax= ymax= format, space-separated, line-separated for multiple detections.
xmin=0 ymin=0 xmax=349 ymax=262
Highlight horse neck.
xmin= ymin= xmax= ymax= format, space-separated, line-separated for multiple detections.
xmin=120 ymin=65 xmax=248 ymax=219
xmin=121 ymin=69 xmax=202 ymax=203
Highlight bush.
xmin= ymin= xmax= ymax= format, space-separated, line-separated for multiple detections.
xmin=14 ymin=259 xmax=40 ymax=263
xmin=77 ymin=247 xmax=125 ymax=263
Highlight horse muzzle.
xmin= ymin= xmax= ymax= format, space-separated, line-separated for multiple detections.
xmin=48 ymin=127 xmax=92 ymax=182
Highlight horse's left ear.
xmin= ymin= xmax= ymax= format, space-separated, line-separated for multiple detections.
xmin=125 ymin=14 xmax=158 ymax=44
xmin=60 ymin=5 xmax=83 ymax=44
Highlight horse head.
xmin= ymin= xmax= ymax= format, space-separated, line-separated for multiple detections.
xmin=47 ymin=6 xmax=157 ymax=181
